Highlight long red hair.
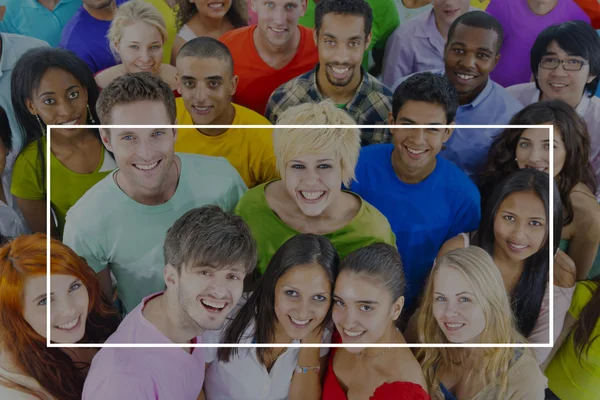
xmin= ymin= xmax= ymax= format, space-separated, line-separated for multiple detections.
xmin=0 ymin=233 xmax=119 ymax=400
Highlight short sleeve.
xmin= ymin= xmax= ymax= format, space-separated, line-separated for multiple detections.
xmin=11 ymin=148 xmax=44 ymax=201
xmin=63 ymin=217 xmax=108 ymax=273
xmin=82 ymin=374 xmax=155 ymax=400
xmin=569 ymin=281 xmax=597 ymax=318
xmin=224 ymin=165 xmax=248 ymax=212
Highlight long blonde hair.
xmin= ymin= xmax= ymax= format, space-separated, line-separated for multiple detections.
xmin=417 ymin=246 xmax=525 ymax=400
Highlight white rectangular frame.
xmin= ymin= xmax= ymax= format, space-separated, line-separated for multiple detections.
xmin=46 ymin=124 xmax=554 ymax=348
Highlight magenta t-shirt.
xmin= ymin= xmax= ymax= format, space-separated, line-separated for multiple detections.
xmin=487 ymin=0 xmax=590 ymax=88
xmin=82 ymin=292 xmax=206 ymax=400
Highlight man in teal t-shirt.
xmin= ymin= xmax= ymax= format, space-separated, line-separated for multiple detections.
xmin=298 ymin=0 xmax=399 ymax=70
xmin=63 ymin=73 xmax=247 ymax=314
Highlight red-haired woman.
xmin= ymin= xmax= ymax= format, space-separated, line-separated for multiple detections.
xmin=0 ymin=233 xmax=120 ymax=400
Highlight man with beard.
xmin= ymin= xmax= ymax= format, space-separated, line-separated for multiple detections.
xmin=59 ymin=0 xmax=128 ymax=74
xmin=83 ymin=205 xmax=257 ymax=400
xmin=265 ymin=0 xmax=392 ymax=146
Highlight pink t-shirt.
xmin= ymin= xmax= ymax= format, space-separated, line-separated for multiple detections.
xmin=82 ymin=292 xmax=206 ymax=400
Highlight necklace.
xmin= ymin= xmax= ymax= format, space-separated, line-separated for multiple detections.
xmin=357 ymin=328 xmax=399 ymax=359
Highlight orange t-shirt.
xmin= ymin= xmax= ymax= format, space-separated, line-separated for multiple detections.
xmin=219 ymin=25 xmax=318 ymax=115
xmin=574 ymin=0 xmax=600 ymax=28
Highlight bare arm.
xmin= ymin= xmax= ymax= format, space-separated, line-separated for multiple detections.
xmin=15 ymin=196 xmax=47 ymax=233
xmin=288 ymin=350 xmax=326 ymax=400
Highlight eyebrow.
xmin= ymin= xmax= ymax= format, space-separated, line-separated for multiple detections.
xmin=451 ymin=41 xmax=494 ymax=53
xmin=289 ymin=159 xmax=334 ymax=163
xmin=502 ymin=210 xmax=546 ymax=220
xmin=38 ymin=85 xmax=79 ymax=98
xmin=32 ymin=278 xmax=80 ymax=303
xmin=519 ymin=137 xmax=550 ymax=143
xmin=543 ymin=51 xmax=582 ymax=58
xmin=397 ymin=117 xmax=443 ymax=125
xmin=455 ymin=291 xmax=474 ymax=296
xmin=205 ymin=75 xmax=224 ymax=81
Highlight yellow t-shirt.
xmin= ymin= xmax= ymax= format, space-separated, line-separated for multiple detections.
xmin=10 ymin=137 xmax=116 ymax=234
xmin=545 ymin=281 xmax=600 ymax=399
xmin=174 ymin=100 xmax=279 ymax=188
xmin=470 ymin=0 xmax=490 ymax=10
xmin=143 ymin=0 xmax=177 ymax=64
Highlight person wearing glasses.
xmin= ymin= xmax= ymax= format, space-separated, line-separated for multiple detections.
xmin=508 ymin=21 xmax=600 ymax=199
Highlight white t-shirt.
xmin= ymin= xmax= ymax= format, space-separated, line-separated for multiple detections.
xmin=202 ymin=295 xmax=332 ymax=400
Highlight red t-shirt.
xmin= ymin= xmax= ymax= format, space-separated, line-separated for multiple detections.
xmin=574 ymin=0 xmax=600 ymax=28
xmin=219 ymin=25 xmax=318 ymax=115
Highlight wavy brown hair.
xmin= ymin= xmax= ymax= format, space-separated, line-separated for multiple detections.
xmin=479 ymin=100 xmax=596 ymax=225
xmin=571 ymin=277 xmax=600 ymax=361
xmin=175 ymin=0 xmax=248 ymax=31
xmin=0 ymin=234 xmax=120 ymax=400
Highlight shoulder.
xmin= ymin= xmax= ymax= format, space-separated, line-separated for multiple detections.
xmin=180 ymin=152 xmax=235 ymax=172
xmin=235 ymin=183 xmax=268 ymax=213
xmin=571 ymin=185 xmax=600 ymax=231
xmin=507 ymin=349 xmax=547 ymax=395
xmin=438 ymin=234 xmax=468 ymax=258
xmin=3 ymin=32 xmax=49 ymax=50
xmin=233 ymin=103 xmax=271 ymax=124
xmin=94 ymin=65 xmax=123 ymax=88
xmin=66 ymin=173 xmax=115 ymax=218
xmin=506 ymin=82 xmax=535 ymax=100
xmin=553 ymin=250 xmax=576 ymax=289
xmin=219 ymin=26 xmax=253 ymax=45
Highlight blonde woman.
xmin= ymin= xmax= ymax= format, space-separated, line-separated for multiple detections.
xmin=234 ymin=101 xmax=396 ymax=278
xmin=171 ymin=0 xmax=248 ymax=64
xmin=417 ymin=246 xmax=546 ymax=400
xmin=95 ymin=0 xmax=178 ymax=92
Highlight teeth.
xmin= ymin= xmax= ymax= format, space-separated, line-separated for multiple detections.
xmin=271 ymin=27 xmax=285 ymax=33
xmin=290 ymin=317 xmax=311 ymax=325
xmin=457 ymin=73 xmax=474 ymax=80
xmin=208 ymin=3 xmax=224 ymax=8
xmin=332 ymin=67 xmax=349 ymax=74
xmin=549 ymin=83 xmax=567 ymax=88
xmin=193 ymin=106 xmax=210 ymax=111
xmin=445 ymin=323 xmax=464 ymax=329
xmin=509 ymin=242 xmax=527 ymax=250
xmin=344 ymin=329 xmax=365 ymax=337
xmin=201 ymin=299 xmax=226 ymax=309
xmin=56 ymin=316 xmax=79 ymax=330
xmin=406 ymin=147 xmax=426 ymax=155
xmin=134 ymin=161 xmax=158 ymax=170
xmin=301 ymin=191 xmax=324 ymax=200
xmin=60 ymin=119 xmax=78 ymax=125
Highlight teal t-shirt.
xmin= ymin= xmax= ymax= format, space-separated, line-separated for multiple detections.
xmin=298 ymin=0 xmax=400 ymax=69
xmin=63 ymin=153 xmax=247 ymax=313
xmin=235 ymin=180 xmax=397 ymax=274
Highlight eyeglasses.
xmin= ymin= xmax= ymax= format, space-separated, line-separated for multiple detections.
xmin=539 ymin=57 xmax=589 ymax=71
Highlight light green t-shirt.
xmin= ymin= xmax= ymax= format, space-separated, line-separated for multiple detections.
xmin=234 ymin=180 xmax=397 ymax=274
xmin=546 ymin=281 xmax=600 ymax=399
xmin=63 ymin=153 xmax=247 ymax=313
xmin=298 ymin=0 xmax=400 ymax=69
xmin=11 ymin=136 xmax=115 ymax=234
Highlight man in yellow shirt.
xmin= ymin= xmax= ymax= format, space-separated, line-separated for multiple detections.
xmin=174 ymin=37 xmax=279 ymax=188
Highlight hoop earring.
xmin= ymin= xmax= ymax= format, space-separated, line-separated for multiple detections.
xmin=35 ymin=114 xmax=45 ymax=135
xmin=87 ymin=104 xmax=96 ymax=124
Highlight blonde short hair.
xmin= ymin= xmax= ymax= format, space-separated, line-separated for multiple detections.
xmin=107 ymin=0 xmax=167 ymax=59
xmin=273 ymin=101 xmax=361 ymax=188
xmin=417 ymin=246 xmax=525 ymax=400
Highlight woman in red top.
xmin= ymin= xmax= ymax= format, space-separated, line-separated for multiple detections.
xmin=323 ymin=244 xmax=429 ymax=400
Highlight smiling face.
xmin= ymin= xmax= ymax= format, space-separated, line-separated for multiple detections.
xmin=172 ymin=261 xmax=246 ymax=332
xmin=193 ymin=0 xmax=232 ymax=19
xmin=390 ymin=100 xmax=453 ymax=174
xmin=273 ymin=262 xmax=332 ymax=341
xmin=515 ymin=125 xmax=565 ymax=177
xmin=493 ymin=191 xmax=547 ymax=263
xmin=284 ymin=152 xmax=343 ymax=217
xmin=432 ymin=0 xmax=470 ymax=27
xmin=432 ymin=265 xmax=485 ymax=343
xmin=536 ymin=41 xmax=596 ymax=109
xmin=25 ymin=68 xmax=89 ymax=136
xmin=255 ymin=0 xmax=306 ymax=49
xmin=22 ymin=274 xmax=89 ymax=343
xmin=444 ymin=24 xmax=500 ymax=102
xmin=115 ymin=21 xmax=164 ymax=75
xmin=332 ymin=271 xmax=403 ymax=353
xmin=100 ymin=100 xmax=176 ymax=196
xmin=315 ymin=13 xmax=370 ymax=88
xmin=177 ymin=56 xmax=237 ymax=126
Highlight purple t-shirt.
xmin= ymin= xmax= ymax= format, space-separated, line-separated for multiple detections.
xmin=488 ymin=0 xmax=590 ymax=88
xmin=82 ymin=292 xmax=206 ymax=400
xmin=59 ymin=0 xmax=129 ymax=74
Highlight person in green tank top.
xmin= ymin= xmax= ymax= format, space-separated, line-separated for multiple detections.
xmin=10 ymin=48 xmax=116 ymax=238
xmin=235 ymin=100 xmax=396 ymax=278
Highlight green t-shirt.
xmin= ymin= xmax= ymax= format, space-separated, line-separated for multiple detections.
xmin=11 ymin=136 xmax=116 ymax=233
xmin=298 ymin=0 xmax=400 ymax=69
xmin=62 ymin=153 xmax=248 ymax=313
xmin=235 ymin=180 xmax=397 ymax=274
xmin=546 ymin=281 xmax=600 ymax=399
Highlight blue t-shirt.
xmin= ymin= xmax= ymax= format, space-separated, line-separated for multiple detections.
xmin=350 ymin=144 xmax=481 ymax=310
xmin=59 ymin=0 xmax=128 ymax=74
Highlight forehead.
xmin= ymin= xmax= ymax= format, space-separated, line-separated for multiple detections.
xmin=448 ymin=24 xmax=498 ymax=52
xmin=108 ymin=99 xmax=172 ymax=125
xmin=36 ymin=68 xmax=81 ymax=92
xmin=334 ymin=270 xmax=389 ymax=301
xmin=277 ymin=262 xmax=331 ymax=291
xmin=177 ymin=56 xmax=232 ymax=78
xmin=24 ymin=274 xmax=79 ymax=300
xmin=184 ymin=260 xmax=246 ymax=274
xmin=259 ymin=0 xmax=303 ymax=7
xmin=288 ymin=151 xmax=337 ymax=163
xmin=498 ymin=191 xmax=545 ymax=216
xmin=320 ymin=13 xmax=366 ymax=37
xmin=433 ymin=266 xmax=473 ymax=294
xmin=121 ymin=21 xmax=163 ymax=42
xmin=520 ymin=127 xmax=550 ymax=141
xmin=396 ymin=100 xmax=448 ymax=123
xmin=544 ymin=41 xmax=584 ymax=59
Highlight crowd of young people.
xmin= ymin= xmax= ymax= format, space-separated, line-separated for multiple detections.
xmin=1 ymin=0 xmax=600 ymax=399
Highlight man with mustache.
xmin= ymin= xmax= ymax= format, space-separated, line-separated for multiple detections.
xmin=265 ymin=0 xmax=392 ymax=146
xmin=83 ymin=205 xmax=257 ymax=400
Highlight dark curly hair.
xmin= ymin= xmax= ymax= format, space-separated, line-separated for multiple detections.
xmin=175 ymin=0 xmax=248 ymax=31
xmin=479 ymin=100 xmax=596 ymax=225
xmin=315 ymin=0 xmax=373 ymax=38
